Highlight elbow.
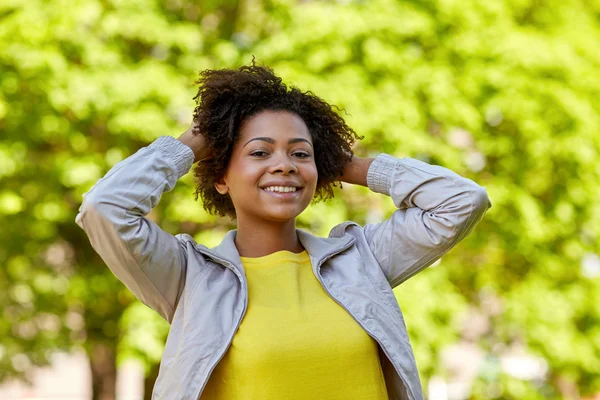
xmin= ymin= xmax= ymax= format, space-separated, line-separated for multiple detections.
xmin=75 ymin=194 xmax=112 ymax=231
xmin=75 ymin=195 xmax=91 ymax=230
xmin=433 ymin=184 xmax=490 ymax=244
xmin=472 ymin=185 xmax=492 ymax=217
xmin=422 ymin=183 xmax=491 ymax=248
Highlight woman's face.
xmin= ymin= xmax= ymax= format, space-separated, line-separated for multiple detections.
xmin=216 ymin=110 xmax=318 ymax=223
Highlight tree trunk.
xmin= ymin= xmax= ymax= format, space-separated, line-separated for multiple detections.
xmin=218 ymin=0 xmax=241 ymax=40
xmin=143 ymin=362 xmax=161 ymax=400
xmin=89 ymin=342 xmax=117 ymax=400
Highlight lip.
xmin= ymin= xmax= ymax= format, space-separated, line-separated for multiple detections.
xmin=260 ymin=187 xmax=303 ymax=199
xmin=260 ymin=180 xmax=303 ymax=189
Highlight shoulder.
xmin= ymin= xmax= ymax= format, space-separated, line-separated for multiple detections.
xmin=174 ymin=233 xmax=214 ymax=264
xmin=175 ymin=232 xmax=199 ymax=248
xmin=328 ymin=220 xmax=366 ymax=239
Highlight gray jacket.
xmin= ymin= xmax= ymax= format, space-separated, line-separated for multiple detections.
xmin=75 ymin=136 xmax=491 ymax=400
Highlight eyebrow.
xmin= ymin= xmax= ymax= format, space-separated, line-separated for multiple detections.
xmin=242 ymin=137 xmax=313 ymax=148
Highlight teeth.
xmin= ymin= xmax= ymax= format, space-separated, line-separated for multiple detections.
xmin=264 ymin=186 xmax=298 ymax=193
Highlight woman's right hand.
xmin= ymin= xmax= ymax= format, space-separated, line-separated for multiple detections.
xmin=177 ymin=121 xmax=213 ymax=164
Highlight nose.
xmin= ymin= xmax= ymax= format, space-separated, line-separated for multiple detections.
xmin=270 ymin=154 xmax=298 ymax=174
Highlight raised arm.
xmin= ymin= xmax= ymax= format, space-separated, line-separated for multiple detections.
xmin=341 ymin=154 xmax=491 ymax=288
xmin=75 ymin=131 xmax=207 ymax=322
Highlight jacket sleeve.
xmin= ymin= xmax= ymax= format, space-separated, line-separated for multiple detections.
xmin=363 ymin=153 xmax=491 ymax=288
xmin=75 ymin=136 xmax=195 ymax=322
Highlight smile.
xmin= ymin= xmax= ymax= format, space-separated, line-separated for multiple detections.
xmin=261 ymin=187 xmax=302 ymax=198
xmin=263 ymin=186 xmax=298 ymax=193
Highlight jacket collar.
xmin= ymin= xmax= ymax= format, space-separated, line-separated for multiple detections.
xmin=200 ymin=228 xmax=355 ymax=273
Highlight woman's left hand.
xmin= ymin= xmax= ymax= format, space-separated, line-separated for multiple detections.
xmin=337 ymin=155 xmax=375 ymax=187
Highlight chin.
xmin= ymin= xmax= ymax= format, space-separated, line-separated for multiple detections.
xmin=263 ymin=207 xmax=306 ymax=222
xmin=264 ymin=212 xmax=301 ymax=222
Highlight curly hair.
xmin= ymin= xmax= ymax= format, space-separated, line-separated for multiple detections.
xmin=191 ymin=60 xmax=363 ymax=219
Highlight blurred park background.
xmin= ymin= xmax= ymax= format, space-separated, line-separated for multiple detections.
xmin=1 ymin=0 xmax=599 ymax=399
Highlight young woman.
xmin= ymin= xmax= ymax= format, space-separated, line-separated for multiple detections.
xmin=76 ymin=63 xmax=490 ymax=400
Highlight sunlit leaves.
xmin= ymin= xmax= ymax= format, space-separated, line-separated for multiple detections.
xmin=247 ymin=0 xmax=600 ymax=397
xmin=1 ymin=0 xmax=599 ymax=398
xmin=0 ymin=191 xmax=25 ymax=215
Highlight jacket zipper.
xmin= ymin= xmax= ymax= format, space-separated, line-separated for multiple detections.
xmin=314 ymin=251 xmax=416 ymax=400
xmin=192 ymin=257 xmax=249 ymax=400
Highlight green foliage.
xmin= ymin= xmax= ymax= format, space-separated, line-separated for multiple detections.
xmin=1 ymin=0 xmax=599 ymax=398
xmin=247 ymin=1 xmax=600 ymax=397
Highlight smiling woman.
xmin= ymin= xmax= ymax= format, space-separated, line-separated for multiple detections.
xmin=189 ymin=62 xmax=361 ymax=223
xmin=213 ymin=111 xmax=319 ymax=240
xmin=76 ymin=61 xmax=491 ymax=400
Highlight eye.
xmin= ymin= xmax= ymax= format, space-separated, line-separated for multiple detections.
xmin=250 ymin=151 xmax=268 ymax=157
xmin=293 ymin=151 xmax=311 ymax=158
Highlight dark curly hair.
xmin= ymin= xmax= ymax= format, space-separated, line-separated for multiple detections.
xmin=191 ymin=60 xmax=363 ymax=219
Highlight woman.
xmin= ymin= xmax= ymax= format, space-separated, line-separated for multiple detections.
xmin=76 ymin=63 xmax=491 ymax=400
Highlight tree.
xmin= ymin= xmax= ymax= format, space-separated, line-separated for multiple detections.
xmin=246 ymin=0 xmax=600 ymax=397
xmin=1 ymin=0 xmax=599 ymax=399
xmin=0 ymin=0 xmax=244 ymax=398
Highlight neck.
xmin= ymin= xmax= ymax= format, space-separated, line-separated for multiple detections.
xmin=234 ymin=217 xmax=304 ymax=258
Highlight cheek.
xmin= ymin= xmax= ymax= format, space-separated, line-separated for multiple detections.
xmin=307 ymin=165 xmax=319 ymax=188
xmin=233 ymin=163 xmax=260 ymax=183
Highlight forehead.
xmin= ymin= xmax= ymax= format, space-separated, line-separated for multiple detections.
xmin=239 ymin=110 xmax=312 ymax=142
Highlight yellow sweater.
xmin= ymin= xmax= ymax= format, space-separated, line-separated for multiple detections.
xmin=201 ymin=250 xmax=388 ymax=400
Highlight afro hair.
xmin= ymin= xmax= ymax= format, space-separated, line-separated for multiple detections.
xmin=191 ymin=60 xmax=363 ymax=219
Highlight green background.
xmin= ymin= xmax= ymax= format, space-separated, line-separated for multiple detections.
xmin=1 ymin=0 xmax=599 ymax=398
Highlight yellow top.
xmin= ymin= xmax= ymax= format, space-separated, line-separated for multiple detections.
xmin=201 ymin=250 xmax=388 ymax=400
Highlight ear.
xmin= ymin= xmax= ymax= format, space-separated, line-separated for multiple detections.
xmin=215 ymin=177 xmax=229 ymax=195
